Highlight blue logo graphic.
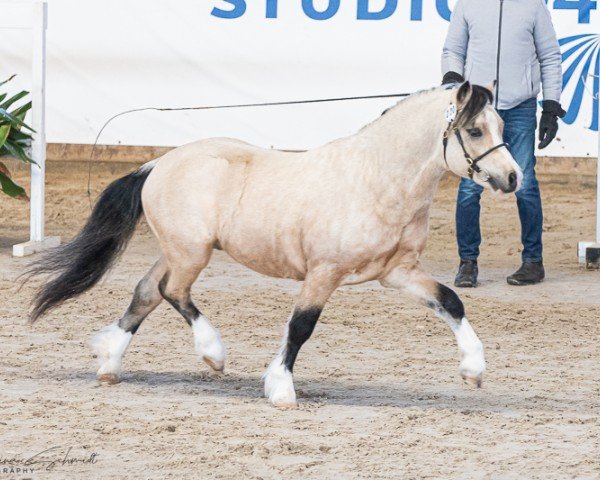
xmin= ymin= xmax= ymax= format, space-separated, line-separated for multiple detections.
xmin=559 ymin=34 xmax=599 ymax=131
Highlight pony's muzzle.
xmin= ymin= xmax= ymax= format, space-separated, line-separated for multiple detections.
xmin=491 ymin=169 xmax=521 ymax=194
xmin=506 ymin=171 xmax=519 ymax=193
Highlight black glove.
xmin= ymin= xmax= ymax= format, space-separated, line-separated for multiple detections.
xmin=442 ymin=71 xmax=465 ymax=85
xmin=538 ymin=100 xmax=566 ymax=149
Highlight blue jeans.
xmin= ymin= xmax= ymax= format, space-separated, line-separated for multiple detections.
xmin=456 ymin=97 xmax=543 ymax=263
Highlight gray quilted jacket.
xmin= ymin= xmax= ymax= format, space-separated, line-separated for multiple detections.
xmin=441 ymin=0 xmax=563 ymax=110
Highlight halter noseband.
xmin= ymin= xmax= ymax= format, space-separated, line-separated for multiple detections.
xmin=442 ymin=104 xmax=508 ymax=179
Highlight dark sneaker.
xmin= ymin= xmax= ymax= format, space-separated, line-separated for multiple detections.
xmin=454 ymin=260 xmax=478 ymax=288
xmin=507 ymin=261 xmax=545 ymax=286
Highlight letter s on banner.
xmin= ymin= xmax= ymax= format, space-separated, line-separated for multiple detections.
xmin=302 ymin=0 xmax=341 ymax=20
xmin=212 ymin=0 xmax=247 ymax=19
xmin=357 ymin=0 xmax=398 ymax=20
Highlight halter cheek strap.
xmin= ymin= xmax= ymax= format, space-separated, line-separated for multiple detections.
xmin=442 ymin=112 xmax=508 ymax=179
xmin=453 ymin=130 xmax=508 ymax=178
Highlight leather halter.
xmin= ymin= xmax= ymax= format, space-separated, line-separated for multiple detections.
xmin=442 ymin=112 xmax=508 ymax=179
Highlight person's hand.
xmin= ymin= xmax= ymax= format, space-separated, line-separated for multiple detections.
xmin=538 ymin=100 xmax=566 ymax=149
xmin=442 ymin=71 xmax=465 ymax=85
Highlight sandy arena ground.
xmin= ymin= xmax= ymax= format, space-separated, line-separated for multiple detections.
xmin=0 ymin=161 xmax=598 ymax=479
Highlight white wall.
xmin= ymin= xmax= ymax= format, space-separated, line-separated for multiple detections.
xmin=1 ymin=0 xmax=598 ymax=156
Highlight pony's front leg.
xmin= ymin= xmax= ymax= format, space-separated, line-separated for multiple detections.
xmin=264 ymin=268 xmax=340 ymax=408
xmin=381 ymin=266 xmax=486 ymax=386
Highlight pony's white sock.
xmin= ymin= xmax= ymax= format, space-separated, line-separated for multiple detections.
xmin=192 ymin=315 xmax=226 ymax=371
xmin=454 ymin=317 xmax=486 ymax=383
xmin=92 ymin=322 xmax=132 ymax=381
xmin=263 ymin=353 xmax=297 ymax=407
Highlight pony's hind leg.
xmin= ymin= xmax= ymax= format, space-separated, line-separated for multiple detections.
xmin=381 ymin=265 xmax=486 ymax=386
xmin=264 ymin=268 xmax=340 ymax=408
xmin=158 ymin=246 xmax=226 ymax=372
xmin=93 ymin=258 xmax=166 ymax=384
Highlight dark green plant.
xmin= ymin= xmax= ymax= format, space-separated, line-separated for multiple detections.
xmin=0 ymin=75 xmax=36 ymax=199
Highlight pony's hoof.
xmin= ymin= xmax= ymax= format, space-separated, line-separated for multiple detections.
xmin=202 ymin=356 xmax=224 ymax=372
xmin=266 ymin=383 xmax=298 ymax=408
xmin=97 ymin=373 xmax=120 ymax=385
xmin=271 ymin=399 xmax=299 ymax=409
xmin=461 ymin=373 xmax=483 ymax=388
xmin=459 ymin=351 xmax=485 ymax=389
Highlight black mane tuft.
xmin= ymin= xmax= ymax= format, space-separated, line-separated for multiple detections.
xmin=456 ymin=84 xmax=494 ymax=127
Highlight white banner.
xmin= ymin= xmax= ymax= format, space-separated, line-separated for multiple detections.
xmin=1 ymin=0 xmax=598 ymax=156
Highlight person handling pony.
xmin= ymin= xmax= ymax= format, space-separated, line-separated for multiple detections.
xmin=441 ymin=0 xmax=566 ymax=287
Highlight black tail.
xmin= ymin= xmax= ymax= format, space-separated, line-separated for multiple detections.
xmin=27 ymin=166 xmax=153 ymax=322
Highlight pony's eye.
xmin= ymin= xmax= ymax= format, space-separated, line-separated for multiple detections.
xmin=467 ymin=128 xmax=483 ymax=138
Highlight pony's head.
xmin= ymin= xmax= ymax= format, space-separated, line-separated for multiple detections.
xmin=444 ymin=82 xmax=522 ymax=193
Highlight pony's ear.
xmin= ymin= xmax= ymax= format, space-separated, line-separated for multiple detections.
xmin=485 ymin=80 xmax=497 ymax=91
xmin=456 ymin=81 xmax=472 ymax=106
xmin=485 ymin=81 xmax=497 ymax=101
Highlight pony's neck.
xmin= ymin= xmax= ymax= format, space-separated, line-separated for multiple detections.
xmin=351 ymin=88 xmax=452 ymax=223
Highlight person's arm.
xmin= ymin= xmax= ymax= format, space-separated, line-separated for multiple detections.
xmin=533 ymin=0 xmax=562 ymax=103
xmin=441 ymin=0 xmax=468 ymax=84
xmin=533 ymin=0 xmax=565 ymax=149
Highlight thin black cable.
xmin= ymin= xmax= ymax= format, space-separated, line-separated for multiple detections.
xmin=86 ymin=92 xmax=411 ymax=209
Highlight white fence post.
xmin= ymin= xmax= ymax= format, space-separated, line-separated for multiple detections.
xmin=11 ymin=0 xmax=60 ymax=257
xmin=577 ymin=77 xmax=600 ymax=266
xmin=29 ymin=0 xmax=46 ymax=243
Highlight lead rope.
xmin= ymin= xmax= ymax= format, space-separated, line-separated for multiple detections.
xmin=85 ymin=92 xmax=412 ymax=210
